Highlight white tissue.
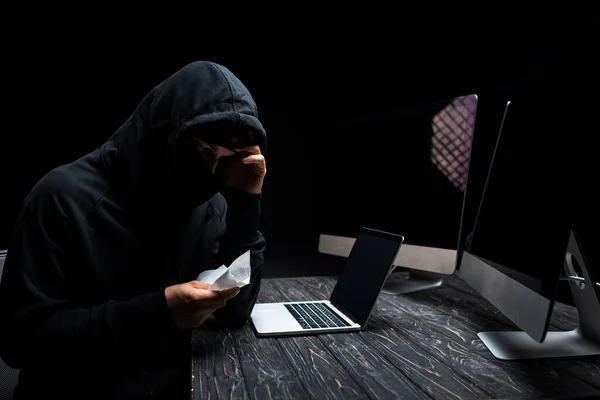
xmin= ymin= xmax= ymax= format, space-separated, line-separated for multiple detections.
xmin=196 ymin=250 xmax=251 ymax=291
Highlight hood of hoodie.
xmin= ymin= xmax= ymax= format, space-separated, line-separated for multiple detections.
xmin=102 ymin=61 xmax=267 ymax=209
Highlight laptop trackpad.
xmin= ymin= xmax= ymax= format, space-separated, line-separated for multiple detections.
xmin=250 ymin=303 xmax=302 ymax=332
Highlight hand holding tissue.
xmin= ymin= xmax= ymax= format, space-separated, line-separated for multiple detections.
xmin=196 ymin=250 xmax=251 ymax=291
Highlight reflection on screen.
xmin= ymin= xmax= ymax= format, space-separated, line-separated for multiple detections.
xmin=431 ymin=95 xmax=477 ymax=191
xmin=330 ymin=230 xmax=402 ymax=325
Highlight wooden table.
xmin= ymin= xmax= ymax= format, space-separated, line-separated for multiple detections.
xmin=190 ymin=273 xmax=600 ymax=399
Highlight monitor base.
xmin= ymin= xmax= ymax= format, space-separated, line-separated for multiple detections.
xmin=381 ymin=268 xmax=443 ymax=295
xmin=478 ymin=328 xmax=600 ymax=360
xmin=478 ymin=230 xmax=600 ymax=360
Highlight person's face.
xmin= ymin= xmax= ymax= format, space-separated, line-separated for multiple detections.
xmin=194 ymin=137 xmax=240 ymax=175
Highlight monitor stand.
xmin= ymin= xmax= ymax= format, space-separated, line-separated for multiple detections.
xmin=478 ymin=230 xmax=600 ymax=360
xmin=381 ymin=266 xmax=443 ymax=295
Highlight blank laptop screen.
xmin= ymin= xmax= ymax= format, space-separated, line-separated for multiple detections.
xmin=330 ymin=229 xmax=403 ymax=326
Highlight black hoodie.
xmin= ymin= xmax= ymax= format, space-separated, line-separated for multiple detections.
xmin=0 ymin=61 xmax=267 ymax=399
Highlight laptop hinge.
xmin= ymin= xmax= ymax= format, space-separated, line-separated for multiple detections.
xmin=330 ymin=300 xmax=361 ymax=326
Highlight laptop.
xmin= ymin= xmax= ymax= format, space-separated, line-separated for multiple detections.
xmin=250 ymin=227 xmax=404 ymax=336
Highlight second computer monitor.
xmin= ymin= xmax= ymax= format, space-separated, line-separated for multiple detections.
xmin=459 ymin=97 xmax=600 ymax=360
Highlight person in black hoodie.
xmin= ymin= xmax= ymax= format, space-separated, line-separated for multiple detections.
xmin=0 ymin=61 xmax=267 ymax=399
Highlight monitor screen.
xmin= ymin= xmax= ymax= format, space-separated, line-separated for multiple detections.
xmin=468 ymin=99 xmax=574 ymax=300
xmin=330 ymin=228 xmax=403 ymax=326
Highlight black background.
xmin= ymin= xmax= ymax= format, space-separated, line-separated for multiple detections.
xmin=1 ymin=24 xmax=596 ymax=280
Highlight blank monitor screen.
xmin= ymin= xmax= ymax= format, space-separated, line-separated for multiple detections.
xmin=468 ymin=99 xmax=574 ymax=300
xmin=330 ymin=228 xmax=403 ymax=326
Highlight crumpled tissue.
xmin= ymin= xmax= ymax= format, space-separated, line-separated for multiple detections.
xmin=196 ymin=250 xmax=251 ymax=291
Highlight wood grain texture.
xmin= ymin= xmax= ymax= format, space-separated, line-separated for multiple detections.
xmin=230 ymin=280 xmax=310 ymax=400
xmin=299 ymin=276 xmax=599 ymax=399
xmin=408 ymin=277 xmax=600 ymax=394
xmin=191 ymin=327 xmax=247 ymax=400
xmin=295 ymin=277 xmax=489 ymax=399
xmin=190 ymin=273 xmax=600 ymax=400
xmin=378 ymin=289 xmax=592 ymax=398
xmin=550 ymin=360 xmax=600 ymax=390
xmin=269 ymin=278 xmax=430 ymax=400
xmin=395 ymin=275 xmax=600 ymax=396
xmin=260 ymin=279 xmax=371 ymax=399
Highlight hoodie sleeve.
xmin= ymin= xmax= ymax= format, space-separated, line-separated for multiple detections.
xmin=0 ymin=188 xmax=176 ymax=369
xmin=211 ymin=188 xmax=265 ymax=327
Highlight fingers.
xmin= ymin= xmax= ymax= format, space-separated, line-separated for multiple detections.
xmin=190 ymin=281 xmax=239 ymax=294
xmin=241 ymin=154 xmax=265 ymax=165
xmin=172 ymin=282 xmax=241 ymax=329
xmin=214 ymin=285 xmax=240 ymax=293
xmin=234 ymin=145 xmax=261 ymax=155
xmin=241 ymin=155 xmax=266 ymax=176
xmin=190 ymin=280 xmax=212 ymax=290
xmin=188 ymin=282 xmax=240 ymax=302
xmin=214 ymin=286 xmax=241 ymax=300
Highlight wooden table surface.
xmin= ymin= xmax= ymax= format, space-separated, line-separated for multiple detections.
xmin=190 ymin=273 xmax=600 ymax=399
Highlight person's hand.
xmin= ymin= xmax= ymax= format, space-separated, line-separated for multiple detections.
xmin=220 ymin=145 xmax=266 ymax=195
xmin=195 ymin=139 xmax=266 ymax=195
xmin=164 ymin=281 xmax=240 ymax=329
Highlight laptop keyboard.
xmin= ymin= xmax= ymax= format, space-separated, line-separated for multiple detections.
xmin=284 ymin=302 xmax=351 ymax=329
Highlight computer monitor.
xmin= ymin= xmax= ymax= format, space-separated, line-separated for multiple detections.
xmin=317 ymin=94 xmax=478 ymax=295
xmin=458 ymin=99 xmax=600 ymax=360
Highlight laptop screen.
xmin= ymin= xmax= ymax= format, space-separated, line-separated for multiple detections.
xmin=330 ymin=228 xmax=403 ymax=326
